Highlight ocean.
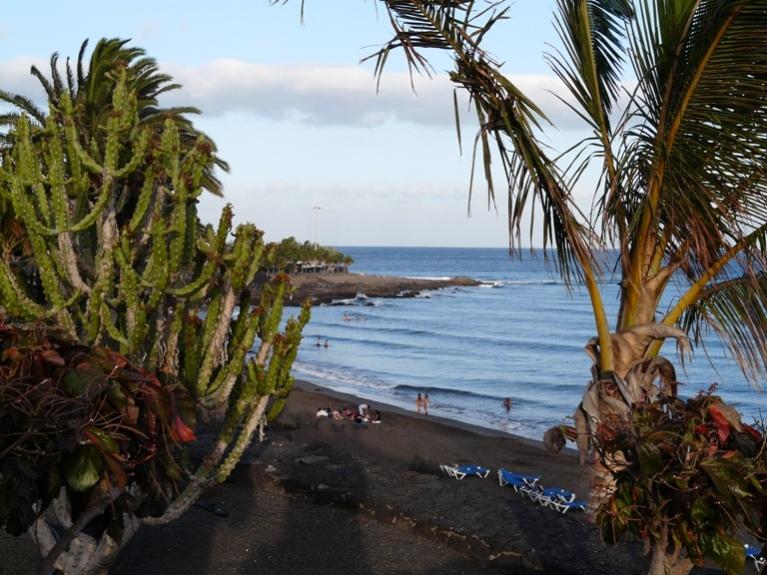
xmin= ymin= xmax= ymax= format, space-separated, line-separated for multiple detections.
xmin=285 ymin=247 xmax=767 ymax=441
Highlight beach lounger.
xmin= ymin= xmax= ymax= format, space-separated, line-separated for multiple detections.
xmin=497 ymin=469 xmax=540 ymax=492
xmin=439 ymin=465 xmax=458 ymax=479
xmin=455 ymin=464 xmax=490 ymax=479
xmin=745 ymin=544 xmax=765 ymax=572
xmin=440 ymin=464 xmax=490 ymax=480
xmin=527 ymin=487 xmax=576 ymax=508
xmin=550 ymin=499 xmax=587 ymax=514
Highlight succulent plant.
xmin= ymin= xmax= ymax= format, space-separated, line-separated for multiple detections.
xmin=0 ymin=63 xmax=309 ymax=574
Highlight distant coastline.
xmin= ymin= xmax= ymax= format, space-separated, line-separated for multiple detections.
xmin=284 ymin=272 xmax=480 ymax=305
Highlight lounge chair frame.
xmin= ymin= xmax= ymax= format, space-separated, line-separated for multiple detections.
xmin=745 ymin=544 xmax=766 ymax=572
xmin=440 ymin=464 xmax=490 ymax=480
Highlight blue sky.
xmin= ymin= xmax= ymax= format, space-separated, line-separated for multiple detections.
xmin=0 ymin=1 xmax=587 ymax=247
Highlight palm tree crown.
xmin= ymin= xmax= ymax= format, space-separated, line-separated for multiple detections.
xmin=0 ymin=38 xmax=228 ymax=195
xmin=372 ymin=0 xmax=767 ymax=384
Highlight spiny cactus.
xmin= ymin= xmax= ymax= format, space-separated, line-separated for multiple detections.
xmin=0 ymin=67 xmax=309 ymax=573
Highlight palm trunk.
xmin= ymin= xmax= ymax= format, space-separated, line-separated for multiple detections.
xmin=647 ymin=526 xmax=693 ymax=575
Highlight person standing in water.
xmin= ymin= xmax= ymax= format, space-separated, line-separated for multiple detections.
xmin=416 ymin=393 xmax=423 ymax=414
xmin=423 ymin=393 xmax=430 ymax=416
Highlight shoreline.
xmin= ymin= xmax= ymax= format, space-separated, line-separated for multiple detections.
xmin=293 ymin=378 xmax=572 ymax=455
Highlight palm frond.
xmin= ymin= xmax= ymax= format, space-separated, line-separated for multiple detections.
xmin=30 ymin=65 xmax=57 ymax=103
xmin=549 ymin=0 xmax=633 ymax=127
xmin=77 ymin=39 xmax=89 ymax=88
xmin=680 ymin=272 xmax=767 ymax=387
xmin=65 ymin=57 xmax=76 ymax=100
xmin=370 ymin=0 xmax=598 ymax=282
xmin=49 ymin=53 xmax=64 ymax=97
xmin=626 ymin=0 xmax=767 ymax=274
xmin=1 ymin=37 xmax=227 ymax=198
xmin=0 ymin=90 xmax=45 ymax=124
xmin=547 ymin=0 xmax=634 ymax=250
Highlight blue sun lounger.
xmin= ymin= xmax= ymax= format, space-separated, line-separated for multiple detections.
xmin=521 ymin=485 xmax=586 ymax=514
xmin=550 ymin=499 xmax=587 ymax=514
xmin=528 ymin=487 xmax=576 ymax=506
xmin=440 ymin=464 xmax=491 ymax=480
xmin=497 ymin=468 xmax=540 ymax=492
xmin=745 ymin=544 xmax=765 ymax=572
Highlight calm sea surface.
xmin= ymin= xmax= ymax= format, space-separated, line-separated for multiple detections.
xmin=284 ymin=247 xmax=767 ymax=440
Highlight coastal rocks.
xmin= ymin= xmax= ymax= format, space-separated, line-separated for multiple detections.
xmin=294 ymin=455 xmax=330 ymax=466
xmin=281 ymin=272 xmax=481 ymax=305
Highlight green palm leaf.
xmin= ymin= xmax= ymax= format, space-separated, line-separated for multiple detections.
xmin=625 ymin=0 xmax=767 ymax=267
xmin=680 ymin=272 xmax=767 ymax=387
xmin=368 ymin=0 xmax=600 ymax=283
xmin=0 ymin=37 xmax=228 ymax=196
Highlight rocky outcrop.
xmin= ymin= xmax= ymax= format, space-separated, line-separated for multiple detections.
xmin=284 ymin=272 xmax=480 ymax=305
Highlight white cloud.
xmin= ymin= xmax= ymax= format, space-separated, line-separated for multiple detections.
xmin=0 ymin=55 xmax=586 ymax=131
xmin=164 ymin=60 xmax=584 ymax=130
xmin=198 ymin=180 xmax=509 ymax=247
xmin=0 ymin=57 xmax=47 ymax=98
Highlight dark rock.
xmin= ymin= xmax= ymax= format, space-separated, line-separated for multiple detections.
xmin=295 ymin=455 xmax=330 ymax=465
xmin=407 ymin=456 xmax=442 ymax=476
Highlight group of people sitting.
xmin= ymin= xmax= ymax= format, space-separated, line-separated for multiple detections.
xmin=316 ymin=403 xmax=382 ymax=425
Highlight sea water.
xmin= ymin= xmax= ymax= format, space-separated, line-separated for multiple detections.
xmin=285 ymin=247 xmax=767 ymax=440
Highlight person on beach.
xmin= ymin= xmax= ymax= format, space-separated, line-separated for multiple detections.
xmin=423 ymin=394 xmax=430 ymax=416
xmin=323 ymin=339 xmax=330 ymax=348
xmin=503 ymin=397 xmax=512 ymax=412
xmin=315 ymin=337 xmax=321 ymax=347
xmin=416 ymin=393 xmax=423 ymax=414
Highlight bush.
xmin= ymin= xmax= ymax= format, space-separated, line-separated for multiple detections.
xmin=0 ymin=323 xmax=193 ymax=538
xmin=597 ymin=388 xmax=767 ymax=575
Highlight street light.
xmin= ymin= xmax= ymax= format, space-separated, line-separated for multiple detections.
xmin=313 ymin=206 xmax=321 ymax=248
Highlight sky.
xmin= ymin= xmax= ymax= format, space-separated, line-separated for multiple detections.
xmin=0 ymin=1 xmax=591 ymax=247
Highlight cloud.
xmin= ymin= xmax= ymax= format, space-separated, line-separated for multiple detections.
xmin=0 ymin=56 xmax=587 ymax=130
xmin=0 ymin=57 xmax=47 ymax=99
xmin=164 ymin=60 xmax=585 ymax=130
xmin=197 ymin=180 xmax=509 ymax=247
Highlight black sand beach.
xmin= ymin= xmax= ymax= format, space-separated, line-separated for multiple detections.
xmin=1 ymin=381 xmax=721 ymax=574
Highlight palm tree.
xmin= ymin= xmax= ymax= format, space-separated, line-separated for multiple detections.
xmin=369 ymin=1 xmax=767 ymax=572
xmin=0 ymin=38 xmax=228 ymax=195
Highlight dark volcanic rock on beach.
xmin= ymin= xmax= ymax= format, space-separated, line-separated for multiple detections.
xmin=285 ymin=272 xmax=480 ymax=305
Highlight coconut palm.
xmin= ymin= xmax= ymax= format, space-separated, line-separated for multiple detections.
xmin=369 ymin=1 xmax=767 ymax=572
xmin=0 ymin=38 xmax=228 ymax=195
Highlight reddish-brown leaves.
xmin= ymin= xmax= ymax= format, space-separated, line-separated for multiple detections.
xmin=708 ymin=404 xmax=731 ymax=444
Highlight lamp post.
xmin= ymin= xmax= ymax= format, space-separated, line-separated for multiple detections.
xmin=313 ymin=206 xmax=321 ymax=249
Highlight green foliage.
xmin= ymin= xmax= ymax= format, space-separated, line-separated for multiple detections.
xmin=596 ymin=390 xmax=767 ymax=575
xmin=0 ymin=66 xmax=305 ymax=409
xmin=0 ymin=323 xmax=192 ymax=538
xmin=0 ymin=41 xmax=310 ymax=568
xmin=268 ymin=236 xmax=353 ymax=271
xmin=0 ymin=38 xmax=228 ymax=195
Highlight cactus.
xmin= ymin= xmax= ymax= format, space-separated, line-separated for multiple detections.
xmin=0 ymin=68 xmax=309 ymax=573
